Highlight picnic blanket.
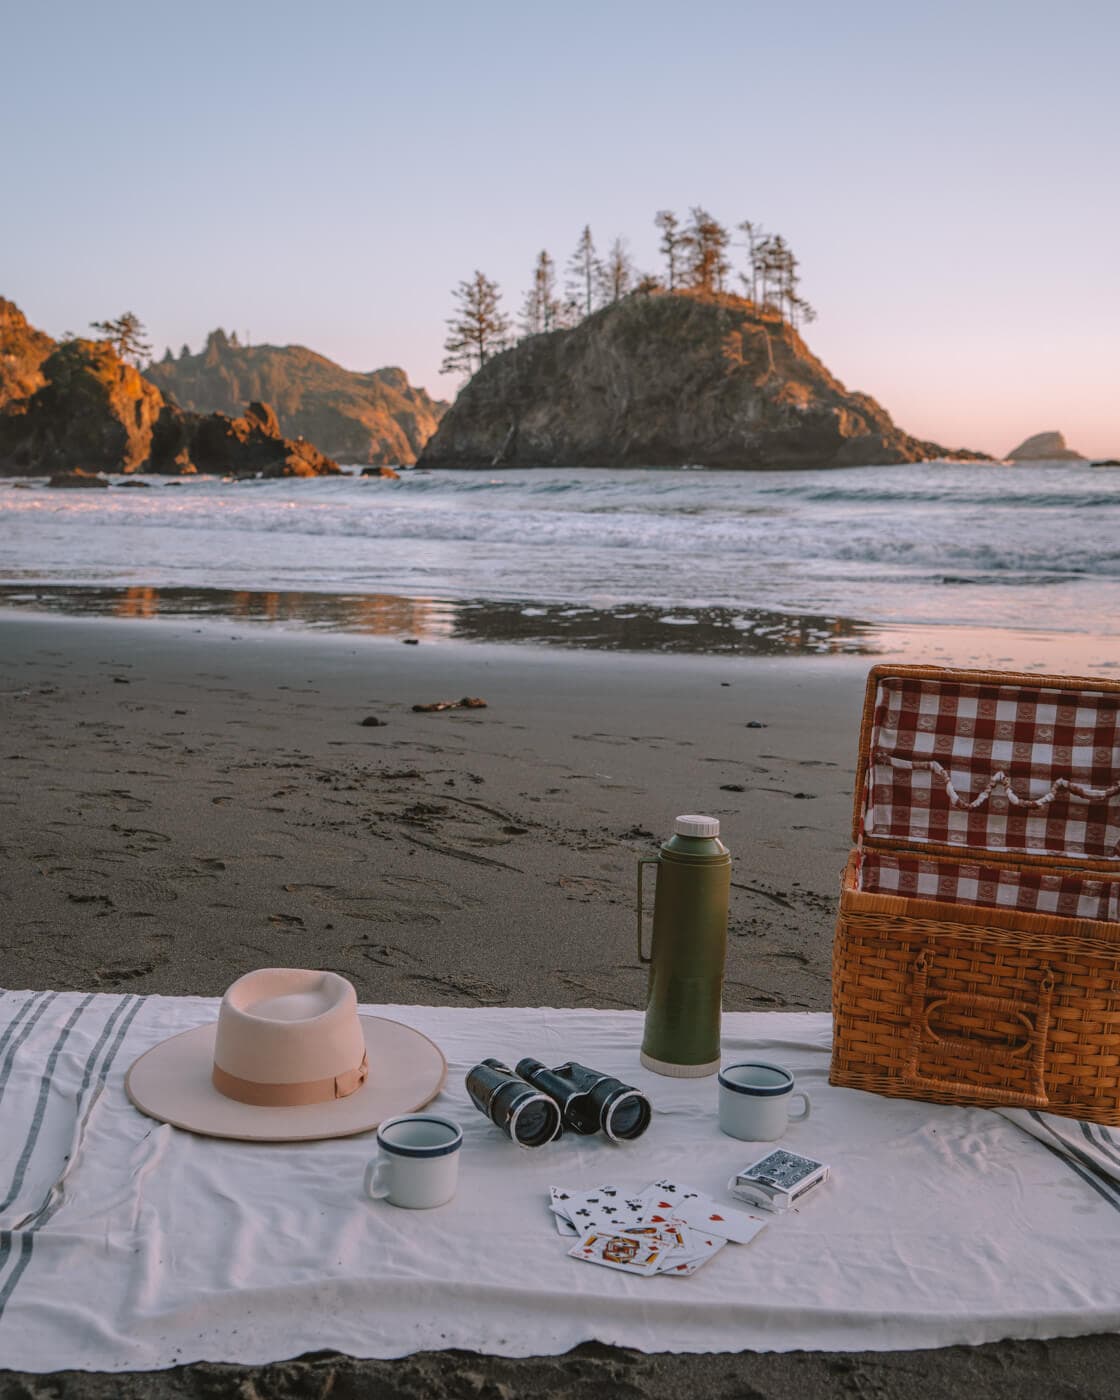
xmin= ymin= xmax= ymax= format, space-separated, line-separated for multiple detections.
xmin=1 ymin=989 xmax=1119 ymax=1372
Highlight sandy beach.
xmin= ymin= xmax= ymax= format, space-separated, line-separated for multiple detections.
xmin=1 ymin=612 xmax=1117 ymax=1397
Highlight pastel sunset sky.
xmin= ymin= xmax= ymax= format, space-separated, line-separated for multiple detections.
xmin=4 ymin=0 xmax=1117 ymax=457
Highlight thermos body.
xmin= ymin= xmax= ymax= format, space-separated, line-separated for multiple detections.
xmin=638 ymin=817 xmax=730 ymax=1077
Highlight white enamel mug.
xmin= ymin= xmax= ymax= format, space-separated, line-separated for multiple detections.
xmin=718 ymin=1062 xmax=811 ymax=1141
xmin=364 ymin=1113 xmax=462 ymax=1209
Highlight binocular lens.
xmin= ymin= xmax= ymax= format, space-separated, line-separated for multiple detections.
xmin=509 ymin=1094 xmax=562 ymax=1148
xmin=603 ymin=1090 xmax=652 ymax=1142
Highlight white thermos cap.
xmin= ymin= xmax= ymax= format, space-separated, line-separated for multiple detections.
xmin=674 ymin=814 xmax=720 ymax=838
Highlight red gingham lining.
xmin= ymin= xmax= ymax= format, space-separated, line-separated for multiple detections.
xmin=860 ymin=850 xmax=1120 ymax=923
xmin=864 ymin=676 xmax=1120 ymax=861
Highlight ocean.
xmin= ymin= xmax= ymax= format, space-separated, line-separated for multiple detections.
xmin=2 ymin=463 xmax=1118 ymax=667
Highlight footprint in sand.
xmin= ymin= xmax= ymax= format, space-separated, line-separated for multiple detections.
xmin=281 ymin=876 xmax=479 ymax=926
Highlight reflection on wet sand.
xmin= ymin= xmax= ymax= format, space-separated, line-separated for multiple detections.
xmin=0 ymin=584 xmax=878 ymax=657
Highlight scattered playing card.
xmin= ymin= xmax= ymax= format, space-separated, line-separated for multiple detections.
xmin=569 ymin=1229 xmax=665 ymax=1276
xmin=640 ymin=1183 xmax=766 ymax=1245
xmin=553 ymin=1178 xmax=767 ymax=1277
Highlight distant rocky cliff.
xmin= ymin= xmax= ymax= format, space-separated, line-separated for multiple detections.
xmin=0 ymin=301 xmax=339 ymax=478
xmin=419 ymin=291 xmax=984 ymax=470
xmin=146 ymin=332 xmax=447 ymax=465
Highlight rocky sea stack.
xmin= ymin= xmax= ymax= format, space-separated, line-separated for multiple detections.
xmin=146 ymin=332 xmax=446 ymax=466
xmin=1005 ymin=430 xmax=1085 ymax=462
xmin=419 ymin=290 xmax=984 ymax=470
xmin=0 ymin=301 xmax=340 ymax=478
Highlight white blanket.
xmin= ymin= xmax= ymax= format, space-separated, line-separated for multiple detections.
xmin=1 ymin=989 xmax=1119 ymax=1372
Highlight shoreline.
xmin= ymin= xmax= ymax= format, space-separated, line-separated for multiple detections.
xmin=2 ymin=613 xmax=1117 ymax=1398
xmin=2 ymin=586 xmax=1119 ymax=676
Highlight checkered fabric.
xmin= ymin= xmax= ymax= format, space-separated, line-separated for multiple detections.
xmin=865 ymin=676 xmax=1120 ymax=860
xmin=861 ymin=850 xmax=1120 ymax=923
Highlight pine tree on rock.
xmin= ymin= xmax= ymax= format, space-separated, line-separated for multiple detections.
xmin=737 ymin=220 xmax=765 ymax=306
xmin=520 ymin=250 xmax=562 ymax=336
xmin=566 ymin=226 xmax=603 ymax=319
xmin=598 ymin=237 xmax=634 ymax=304
xmin=442 ymin=271 xmax=512 ymax=377
xmin=682 ymin=208 xmax=730 ymax=294
xmin=654 ymin=210 xmax=684 ymax=290
xmin=89 ymin=311 xmax=152 ymax=367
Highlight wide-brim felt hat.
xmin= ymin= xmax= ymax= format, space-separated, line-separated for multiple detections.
xmin=125 ymin=967 xmax=447 ymax=1142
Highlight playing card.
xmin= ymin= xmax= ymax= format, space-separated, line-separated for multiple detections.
xmin=641 ymin=1181 xmax=767 ymax=1245
xmin=560 ymin=1185 xmax=650 ymax=1233
xmin=569 ymin=1229 xmax=665 ymax=1277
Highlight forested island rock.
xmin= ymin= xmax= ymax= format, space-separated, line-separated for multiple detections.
xmin=0 ymin=298 xmax=54 ymax=409
xmin=146 ymin=332 xmax=447 ymax=466
xmin=0 ymin=302 xmax=340 ymax=478
xmin=1006 ymin=430 xmax=1085 ymax=462
xmin=419 ymin=290 xmax=985 ymax=470
xmin=0 ymin=338 xmax=165 ymax=474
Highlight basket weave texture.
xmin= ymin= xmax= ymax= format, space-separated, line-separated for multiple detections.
xmin=831 ymin=665 xmax=1120 ymax=1123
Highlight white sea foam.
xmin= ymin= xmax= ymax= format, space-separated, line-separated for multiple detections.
xmin=1 ymin=463 xmax=1118 ymax=633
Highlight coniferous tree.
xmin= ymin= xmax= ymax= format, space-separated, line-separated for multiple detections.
xmin=520 ymin=250 xmax=562 ymax=336
xmin=565 ymin=225 xmax=602 ymax=318
xmin=179 ymin=344 xmax=190 ymax=359
xmin=161 ymin=346 xmax=174 ymax=363
xmin=598 ymin=237 xmax=634 ymax=304
xmin=737 ymin=220 xmax=765 ymax=305
xmin=442 ymin=271 xmax=511 ymax=376
xmin=654 ymin=210 xmax=684 ymax=290
xmin=682 ymin=208 xmax=730 ymax=294
xmin=89 ymin=311 xmax=152 ymax=366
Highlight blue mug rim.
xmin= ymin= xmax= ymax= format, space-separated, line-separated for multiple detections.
xmin=376 ymin=1114 xmax=463 ymax=1158
xmin=718 ymin=1061 xmax=794 ymax=1097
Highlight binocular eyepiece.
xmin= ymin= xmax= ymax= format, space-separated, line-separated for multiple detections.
xmin=465 ymin=1057 xmax=651 ymax=1148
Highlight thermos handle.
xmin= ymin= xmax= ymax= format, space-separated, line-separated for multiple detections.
xmin=636 ymin=857 xmax=659 ymax=963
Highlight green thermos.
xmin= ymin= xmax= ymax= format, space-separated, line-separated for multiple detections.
xmin=637 ymin=815 xmax=731 ymax=1077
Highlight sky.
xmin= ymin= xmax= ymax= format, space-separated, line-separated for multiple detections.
xmin=3 ymin=0 xmax=1118 ymax=457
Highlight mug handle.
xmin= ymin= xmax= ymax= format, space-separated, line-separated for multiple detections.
xmin=364 ymin=1156 xmax=391 ymax=1200
xmin=789 ymin=1092 xmax=811 ymax=1123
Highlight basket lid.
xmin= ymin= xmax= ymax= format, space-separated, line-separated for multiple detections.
xmin=853 ymin=665 xmax=1120 ymax=864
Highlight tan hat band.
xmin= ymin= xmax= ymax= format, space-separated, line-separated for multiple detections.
xmin=211 ymin=1051 xmax=369 ymax=1107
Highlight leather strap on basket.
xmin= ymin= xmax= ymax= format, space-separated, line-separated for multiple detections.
xmin=212 ymin=1052 xmax=369 ymax=1107
xmin=904 ymin=947 xmax=1055 ymax=1109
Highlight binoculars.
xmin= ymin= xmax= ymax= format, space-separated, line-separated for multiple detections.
xmin=465 ymin=1057 xmax=652 ymax=1149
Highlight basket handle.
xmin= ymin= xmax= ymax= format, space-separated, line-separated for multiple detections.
xmin=904 ymin=949 xmax=1055 ymax=1109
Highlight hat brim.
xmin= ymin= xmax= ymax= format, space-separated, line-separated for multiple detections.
xmin=125 ymin=1015 xmax=447 ymax=1142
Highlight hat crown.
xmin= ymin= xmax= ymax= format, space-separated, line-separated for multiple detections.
xmin=214 ymin=969 xmax=365 ymax=1087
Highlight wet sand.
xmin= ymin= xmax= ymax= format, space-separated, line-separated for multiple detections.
xmin=0 ymin=612 xmax=1115 ymax=1398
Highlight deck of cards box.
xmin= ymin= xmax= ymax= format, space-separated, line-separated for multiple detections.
xmin=832 ymin=664 xmax=1120 ymax=1123
xmin=728 ymin=1150 xmax=831 ymax=1214
xmin=549 ymin=1179 xmax=767 ymax=1277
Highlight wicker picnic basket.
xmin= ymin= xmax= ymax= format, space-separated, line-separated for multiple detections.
xmin=830 ymin=664 xmax=1120 ymax=1123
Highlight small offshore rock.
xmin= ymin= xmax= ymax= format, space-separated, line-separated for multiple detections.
xmin=402 ymin=638 xmax=420 ymax=645
xmin=115 ymin=478 xmax=152 ymax=488
xmin=361 ymin=465 xmax=400 ymax=479
xmin=48 ymin=467 xmax=109 ymax=489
